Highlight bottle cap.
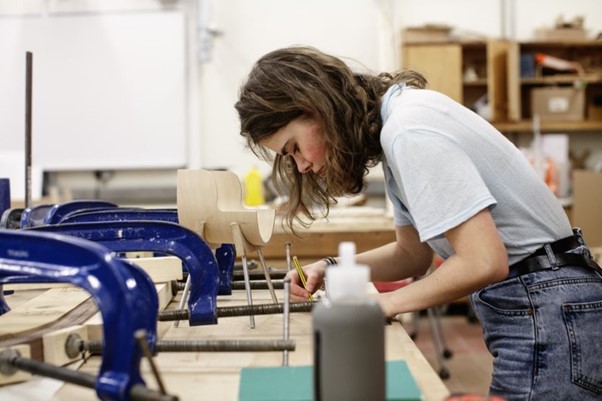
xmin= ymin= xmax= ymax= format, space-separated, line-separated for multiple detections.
xmin=326 ymin=242 xmax=370 ymax=301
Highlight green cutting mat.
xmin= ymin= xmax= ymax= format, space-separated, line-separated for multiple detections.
xmin=238 ymin=359 xmax=422 ymax=401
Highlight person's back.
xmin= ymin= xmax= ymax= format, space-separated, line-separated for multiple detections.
xmin=379 ymin=85 xmax=572 ymax=263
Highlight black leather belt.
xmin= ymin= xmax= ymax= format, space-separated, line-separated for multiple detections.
xmin=508 ymin=234 xmax=602 ymax=279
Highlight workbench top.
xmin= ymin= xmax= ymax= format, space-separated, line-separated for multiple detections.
xmin=1 ymin=287 xmax=449 ymax=401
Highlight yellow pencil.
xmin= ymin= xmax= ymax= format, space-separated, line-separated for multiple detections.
xmin=292 ymin=256 xmax=313 ymax=301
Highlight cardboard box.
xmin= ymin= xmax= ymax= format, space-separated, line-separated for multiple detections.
xmin=572 ymin=170 xmax=602 ymax=247
xmin=531 ymin=87 xmax=585 ymax=121
xmin=534 ymin=28 xmax=587 ymax=41
xmin=403 ymin=26 xmax=451 ymax=43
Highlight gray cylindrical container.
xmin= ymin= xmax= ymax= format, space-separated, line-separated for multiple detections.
xmin=312 ymin=242 xmax=385 ymax=401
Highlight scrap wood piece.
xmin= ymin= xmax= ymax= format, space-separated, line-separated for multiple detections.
xmin=0 ymin=288 xmax=96 ymax=361
xmin=84 ymin=283 xmax=172 ymax=341
xmin=127 ymin=256 xmax=183 ymax=282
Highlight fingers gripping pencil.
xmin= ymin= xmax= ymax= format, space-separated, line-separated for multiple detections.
xmin=292 ymin=256 xmax=313 ymax=301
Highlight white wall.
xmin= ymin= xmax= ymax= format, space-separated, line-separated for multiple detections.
xmin=197 ymin=0 xmax=390 ymax=177
xmin=2 ymin=0 xmax=601 ymax=201
xmin=198 ymin=0 xmax=602 ymax=179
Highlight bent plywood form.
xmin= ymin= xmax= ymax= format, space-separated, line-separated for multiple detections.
xmin=176 ymin=169 xmax=275 ymax=252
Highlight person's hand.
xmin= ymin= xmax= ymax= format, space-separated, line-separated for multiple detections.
xmin=285 ymin=260 xmax=327 ymax=302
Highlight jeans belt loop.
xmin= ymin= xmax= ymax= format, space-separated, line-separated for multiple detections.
xmin=573 ymin=227 xmax=592 ymax=259
xmin=544 ymin=243 xmax=559 ymax=270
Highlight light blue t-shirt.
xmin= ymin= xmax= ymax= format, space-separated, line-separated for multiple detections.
xmin=379 ymin=84 xmax=572 ymax=265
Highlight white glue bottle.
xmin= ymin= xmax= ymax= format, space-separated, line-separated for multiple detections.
xmin=312 ymin=242 xmax=385 ymax=401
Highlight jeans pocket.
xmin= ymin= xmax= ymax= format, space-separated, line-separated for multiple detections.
xmin=563 ymin=301 xmax=602 ymax=394
xmin=475 ymin=278 xmax=531 ymax=316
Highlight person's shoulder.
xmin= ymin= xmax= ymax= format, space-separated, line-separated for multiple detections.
xmin=402 ymin=87 xmax=454 ymax=103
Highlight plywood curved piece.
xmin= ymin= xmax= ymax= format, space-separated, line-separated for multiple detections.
xmin=176 ymin=169 xmax=275 ymax=252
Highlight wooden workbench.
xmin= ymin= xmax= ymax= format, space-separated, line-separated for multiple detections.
xmin=1 ymin=287 xmax=449 ymax=401
xmin=0 ymin=208 xmax=449 ymax=400
xmin=262 ymin=207 xmax=397 ymax=266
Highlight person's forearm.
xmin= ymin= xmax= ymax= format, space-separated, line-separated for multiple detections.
xmin=378 ymin=253 xmax=503 ymax=316
xmin=335 ymin=241 xmax=431 ymax=282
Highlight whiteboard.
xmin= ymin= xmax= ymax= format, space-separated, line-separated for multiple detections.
xmin=0 ymin=12 xmax=187 ymax=170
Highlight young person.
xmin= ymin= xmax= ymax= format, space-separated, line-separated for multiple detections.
xmin=235 ymin=46 xmax=602 ymax=401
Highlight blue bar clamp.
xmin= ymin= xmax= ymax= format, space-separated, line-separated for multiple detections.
xmin=58 ymin=208 xmax=235 ymax=296
xmin=43 ymin=200 xmax=119 ymax=225
xmin=0 ymin=230 xmax=158 ymax=401
xmin=31 ymin=220 xmax=220 ymax=325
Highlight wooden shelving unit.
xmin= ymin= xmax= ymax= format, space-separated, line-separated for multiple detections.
xmin=507 ymin=40 xmax=602 ymax=129
xmin=402 ymin=40 xmax=510 ymax=122
xmin=401 ymin=39 xmax=602 ymax=134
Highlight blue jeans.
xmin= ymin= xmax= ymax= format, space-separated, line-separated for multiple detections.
xmin=470 ymin=253 xmax=602 ymax=401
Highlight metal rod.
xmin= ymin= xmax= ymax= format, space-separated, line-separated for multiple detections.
xmin=256 ymin=248 xmax=278 ymax=303
xmin=4 ymin=348 xmax=95 ymax=388
xmin=158 ymin=301 xmax=314 ymax=322
xmin=173 ymin=275 xmax=191 ymax=328
xmin=282 ymin=278 xmax=291 ymax=366
xmin=241 ymin=255 xmax=255 ymax=328
xmin=24 ymin=51 xmax=33 ymax=209
xmin=285 ymin=242 xmax=292 ymax=272
xmin=175 ymin=280 xmax=286 ymax=292
xmin=231 ymin=269 xmax=288 ymax=281
xmin=0 ymin=348 xmax=178 ymax=401
xmin=84 ymin=339 xmax=295 ymax=354
xmin=135 ymin=329 xmax=167 ymax=395
xmin=216 ymin=301 xmax=313 ymax=318
xmin=231 ymin=280 xmax=284 ymax=290
xmin=129 ymin=384 xmax=180 ymax=401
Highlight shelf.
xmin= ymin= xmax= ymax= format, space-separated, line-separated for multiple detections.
xmin=494 ymin=120 xmax=602 ymax=133
xmin=519 ymin=41 xmax=602 ymax=49
xmin=463 ymin=79 xmax=487 ymax=86
xmin=508 ymin=40 xmax=602 ymax=122
xmin=402 ymin=39 xmax=602 ymax=128
xmin=521 ymin=73 xmax=602 ymax=85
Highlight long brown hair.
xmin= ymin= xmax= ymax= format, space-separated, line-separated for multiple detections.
xmin=235 ymin=46 xmax=426 ymax=232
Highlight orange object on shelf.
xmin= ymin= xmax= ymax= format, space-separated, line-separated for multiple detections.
xmin=534 ymin=53 xmax=584 ymax=74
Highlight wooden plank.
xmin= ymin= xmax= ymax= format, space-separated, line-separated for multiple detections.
xmin=4 ymin=283 xmax=74 ymax=291
xmin=0 ymin=289 xmax=97 ymax=361
xmin=261 ymin=209 xmax=395 ymax=264
xmin=42 ymin=326 xmax=88 ymax=366
xmin=263 ymin=230 xmax=396 ymax=264
xmin=5 ymin=256 xmax=183 ymax=293
xmin=0 ymin=288 xmax=90 ymax=339
xmin=127 ymin=256 xmax=183 ymax=282
xmin=84 ymin=283 xmax=173 ymax=341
